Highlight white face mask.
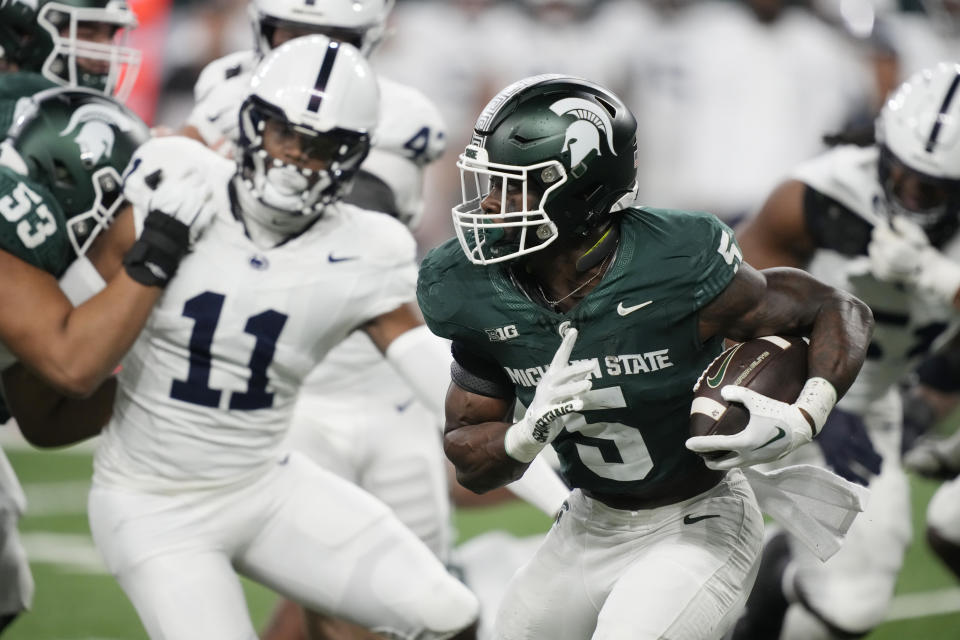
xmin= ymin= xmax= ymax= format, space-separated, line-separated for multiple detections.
xmin=261 ymin=164 xmax=310 ymax=211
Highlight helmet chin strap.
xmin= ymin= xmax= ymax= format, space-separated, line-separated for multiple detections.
xmin=574 ymin=223 xmax=619 ymax=272
xmin=232 ymin=175 xmax=321 ymax=249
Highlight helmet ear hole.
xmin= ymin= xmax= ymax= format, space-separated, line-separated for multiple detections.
xmin=53 ymin=159 xmax=76 ymax=190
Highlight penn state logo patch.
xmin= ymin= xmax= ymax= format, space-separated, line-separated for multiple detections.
xmin=249 ymin=254 xmax=269 ymax=270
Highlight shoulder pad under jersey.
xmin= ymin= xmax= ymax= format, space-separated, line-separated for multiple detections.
xmin=792 ymin=145 xmax=882 ymax=226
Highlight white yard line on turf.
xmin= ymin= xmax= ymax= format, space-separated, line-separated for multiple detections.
xmin=19 ymin=532 xmax=107 ymax=573
xmin=886 ymin=587 xmax=960 ymax=621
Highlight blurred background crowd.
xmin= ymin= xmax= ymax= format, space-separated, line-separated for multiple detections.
xmin=123 ymin=0 xmax=960 ymax=253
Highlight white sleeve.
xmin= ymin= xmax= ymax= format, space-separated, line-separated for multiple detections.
xmin=58 ymin=255 xmax=107 ymax=305
xmin=385 ymin=325 xmax=452 ymax=419
xmin=506 ymin=453 xmax=569 ymax=518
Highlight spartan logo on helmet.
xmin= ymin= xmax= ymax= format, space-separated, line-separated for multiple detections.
xmin=549 ymin=97 xmax=618 ymax=172
xmin=60 ymin=103 xmax=138 ymax=168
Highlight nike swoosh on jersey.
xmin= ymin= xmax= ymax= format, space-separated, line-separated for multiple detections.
xmin=753 ymin=428 xmax=787 ymax=451
xmin=616 ymin=300 xmax=653 ymax=316
xmin=683 ymin=514 xmax=720 ymax=525
xmin=328 ymin=254 xmax=359 ymax=263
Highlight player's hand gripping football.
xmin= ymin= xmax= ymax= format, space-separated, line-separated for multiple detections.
xmin=503 ymin=328 xmax=593 ymax=463
xmin=686 ymin=378 xmax=837 ymax=470
xmin=868 ymin=216 xmax=960 ymax=305
xmin=121 ymin=138 xmax=218 ymax=287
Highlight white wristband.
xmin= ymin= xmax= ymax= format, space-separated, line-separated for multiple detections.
xmin=795 ymin=377 xmax=837 ymax=437
xmin=503 ymin=417 xmax=544 ymax=463
xmin=58 ymin=254 xmax=107 ymax=305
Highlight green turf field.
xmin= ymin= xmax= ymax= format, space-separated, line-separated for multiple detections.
xmin=3 ymin=437 xmax=959 ymax=639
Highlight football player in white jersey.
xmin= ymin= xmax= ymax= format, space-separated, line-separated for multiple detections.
xmin=182 ymin=3 xmax=570 ymax=639
xmin=730 ymin=62 xmax=960 ymax=640
xmin=85 ymin=35 xmax=479 ymax=640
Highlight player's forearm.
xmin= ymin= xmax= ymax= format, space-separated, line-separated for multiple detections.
xmin=45 ymin=273 xmax=160 ymax=396
xmin=805 ymin=288 xmax=874 ymax=398
xmin=443 ymin=422 xmax=530 ymax=494
xmin=755 ymin=268 xmax=874 ymax=398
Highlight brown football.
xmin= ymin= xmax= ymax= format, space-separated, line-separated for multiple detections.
xmin=689 ymin=335 xmax=808 ymax=459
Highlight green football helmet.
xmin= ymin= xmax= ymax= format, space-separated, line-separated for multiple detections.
xmin=0 ymin=86 xmax=149 ymax=255
xmin=454 ymin=74 xmax=639 ymax=265
xmin=18 ymin=0 xmax=141 ymax=101
xmin=0 ymin=0 xmax=40 ymax=70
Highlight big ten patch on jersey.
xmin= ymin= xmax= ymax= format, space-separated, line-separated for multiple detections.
xmin=0 ymin=167 xmax=72 ymax=275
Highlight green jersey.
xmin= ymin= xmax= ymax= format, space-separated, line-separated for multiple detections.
xmin=418 ymin=208 xmax=744 ymax=500
xmin=0 ymin=72 xmax=57 ymax=134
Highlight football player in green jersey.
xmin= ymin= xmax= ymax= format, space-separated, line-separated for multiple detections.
xmin=417 ymin=74 xmax=875 ymax=640
xmin=0 ymin=87 xmax=215 ymax=635
xmin=0 ymin=0 xmax=140 ymax=133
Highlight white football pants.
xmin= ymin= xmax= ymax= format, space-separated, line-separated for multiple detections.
xmin=287 ymin=357 xmax=452 ymax=561
xmin=88 ymin=452 xmax=478 ymax=640
xmin=494 ymin=469 xmax=763 ymax=640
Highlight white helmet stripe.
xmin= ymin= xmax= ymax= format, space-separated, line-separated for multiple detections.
xmin=927 ymin=71 xmax=960 ymax=153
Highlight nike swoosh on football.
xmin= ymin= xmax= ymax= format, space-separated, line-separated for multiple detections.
xmin=683 ymin=514 xmax=720 ymax=525
xmin=616 ymin=300 xmax=653 ymax=316
xmin=328 ymin=254 xmax=359 ymax=263
xmin=706 ymin=344 xmax=742 ymax=389
xmin=753 ymin=427 xmax=787 ymax=451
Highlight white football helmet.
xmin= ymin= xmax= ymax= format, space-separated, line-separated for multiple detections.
xmin=248 ymin=0 xmax=394 ymax=57
xmin=35 ymin=1 xmax=141 ymax=102
xmin=876 ymin=61 xmax=960 ymax=246
xmin=235 ymin=35 xmax=379 ymax=236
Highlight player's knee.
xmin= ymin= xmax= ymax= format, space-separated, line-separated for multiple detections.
xmin=376 ymin=574 xmax=478 ymax=640
xmin=412 ymin=578 xmax=479 ymax=640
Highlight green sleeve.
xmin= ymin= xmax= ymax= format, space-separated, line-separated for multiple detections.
xmin=689 ymin=212 xmax=742 ymax=310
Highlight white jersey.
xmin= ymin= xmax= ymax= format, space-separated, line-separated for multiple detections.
xmin=186 ymin=50 xmax=446 ymax=225
xmin=794 ymin=144 xmax=960 ymax=414
xmin=93 ymin=150 xmax=418 ymax=492
xmin=187 ymin=47 xmax=448 ymax=461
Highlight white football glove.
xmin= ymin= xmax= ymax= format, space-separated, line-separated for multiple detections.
xmin=686 ymin=378 xmax=837 ymax=470
xmin=868 ymin=216 xmax=960 ymax=306
xmin=123 ymin=137 xmax=218 ymax=247
xmin=504 ymin=328 xmax=594 ymax=463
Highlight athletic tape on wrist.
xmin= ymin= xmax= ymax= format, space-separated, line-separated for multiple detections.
xmin=504 ymin=418 xmax=544 ymax=463
xmin=795 ymin=377 xmax=837 ymax=437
